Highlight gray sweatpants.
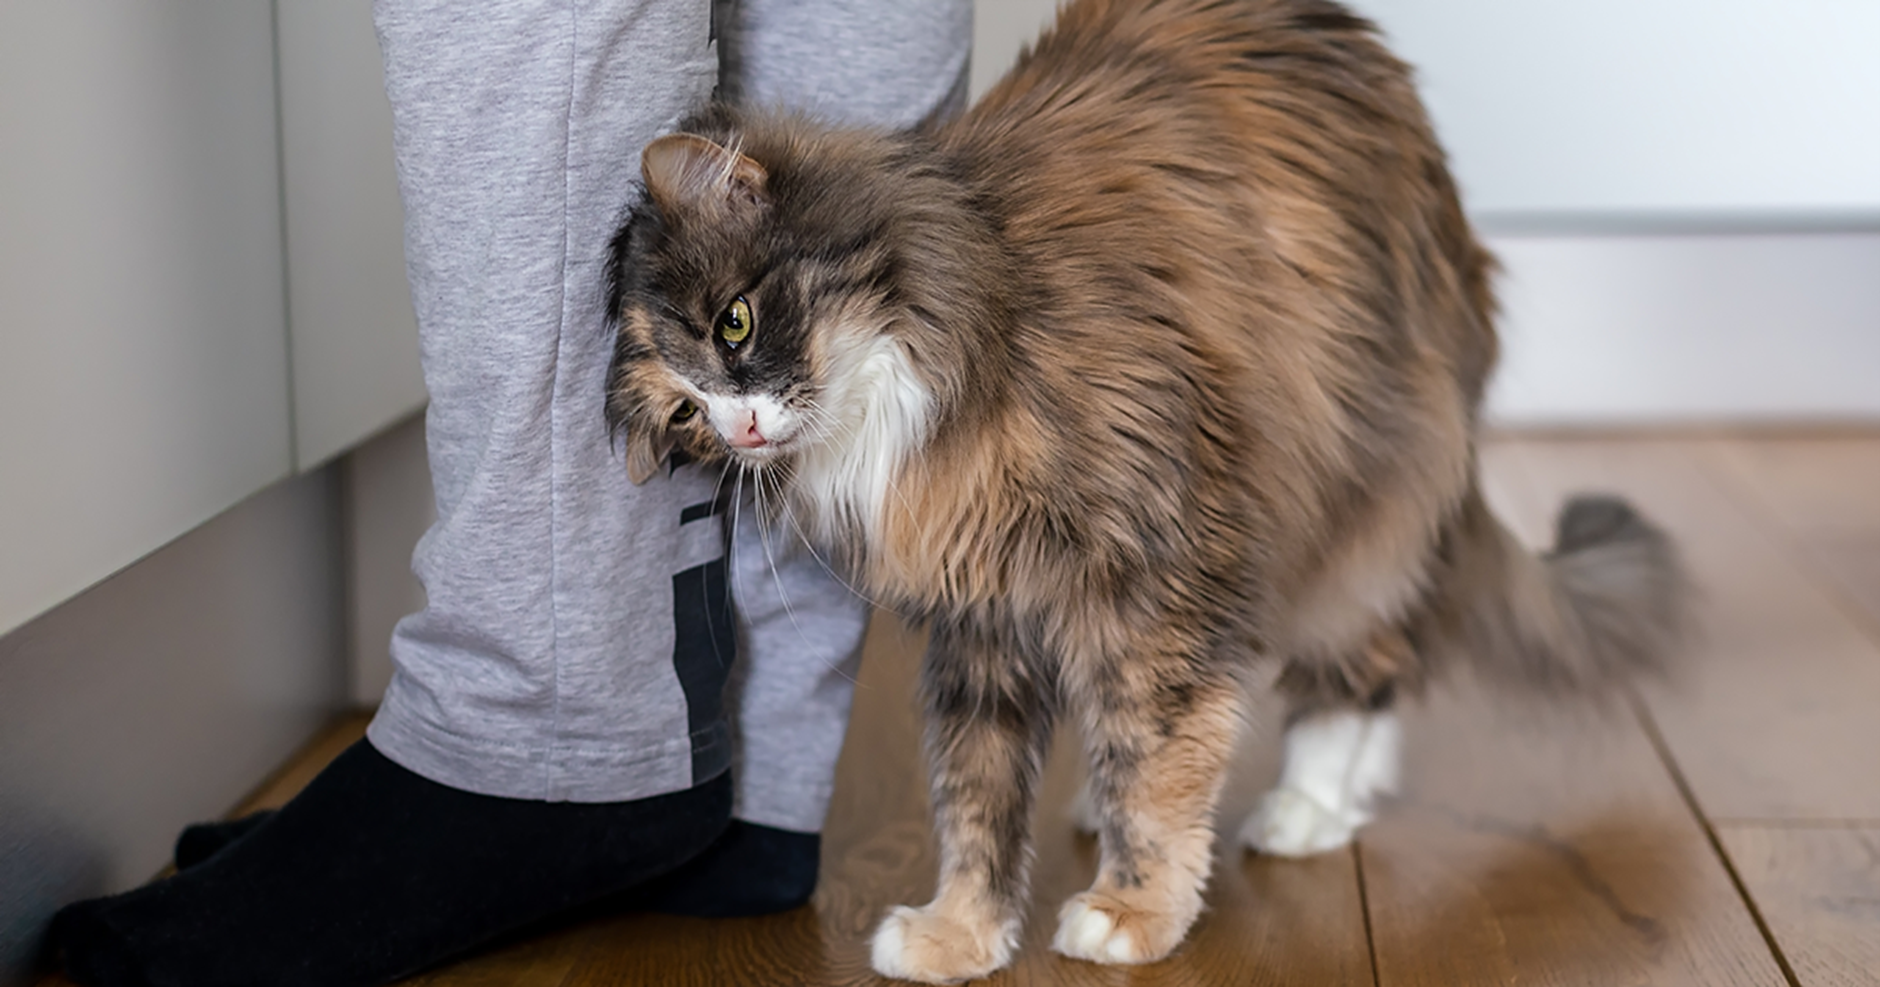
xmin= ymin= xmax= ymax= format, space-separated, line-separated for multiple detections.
xmin=366 ymin=0 xmax=970 ymax=832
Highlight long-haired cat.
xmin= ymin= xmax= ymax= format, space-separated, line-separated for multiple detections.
xmin=604 ymin=0 xmax=1688 ymax=980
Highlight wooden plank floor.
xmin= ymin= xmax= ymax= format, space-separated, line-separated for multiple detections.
xmin=42 ymin=434 xmax=1880 ymax=986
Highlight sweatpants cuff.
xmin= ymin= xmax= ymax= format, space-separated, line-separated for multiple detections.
xmin=368 ymin=703 xmax=729 ymax=804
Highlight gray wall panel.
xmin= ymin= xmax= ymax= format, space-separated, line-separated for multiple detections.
xmin=343 ymin=413 xmax=432 ymax=706
xmin=0 ymin=468 xmax=345 ymax=984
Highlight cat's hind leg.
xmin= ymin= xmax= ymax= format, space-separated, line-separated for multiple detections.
xmin=1240 ymin=632 xmax=1410 ymax=857
xmin=1241 ymin=705 xmax=1400 ymax=856
xmin=1053 ymin=645 xmax=1246 ymax=966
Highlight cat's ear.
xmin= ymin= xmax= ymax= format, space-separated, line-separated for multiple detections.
xmin=641 ymin=133 xmax=769 ymax=217
xmin=624 ymin=426 xmax=675 ymax=486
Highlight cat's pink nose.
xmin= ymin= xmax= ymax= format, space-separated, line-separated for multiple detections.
xmin=727 ymin=410 xmax=767 ymax=449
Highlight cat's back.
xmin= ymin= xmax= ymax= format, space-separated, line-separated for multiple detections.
xmin=891 ymin=0 xmax=1498 ymax=603
xmin=940 ymin=0 xmax=1495 ymax=406
xmin=952 ymin=0 xmax=1439 ymax=235
xmin=970 ymin=0 xmax=1408 ymax=131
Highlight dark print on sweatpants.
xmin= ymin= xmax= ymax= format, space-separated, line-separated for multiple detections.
xmin=672 ymin=495 xmax=736 ymax=784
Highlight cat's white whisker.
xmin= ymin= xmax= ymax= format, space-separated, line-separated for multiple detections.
xmin=709 ymin=456 xmax=736 ymax=518
xmin=730 ymin=464 xmax=860 ymax=688
xmin=793 ymin=399 xmax=857 ymax=450
xmin=771 ymin=477 xmax=904 ymax=619
xmin=751 ymin=464 xmax=866 ymax=688
xmin=752 ymin=465 xmax=808 ymax=635
xmin=727 ymin=466 xmax=757 ymax=669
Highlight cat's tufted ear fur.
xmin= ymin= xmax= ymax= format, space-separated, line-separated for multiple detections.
xmin=623 ymin=425 xmax=674 ymax=486
xmin=641 ymin=133 xmax=768 ymax=217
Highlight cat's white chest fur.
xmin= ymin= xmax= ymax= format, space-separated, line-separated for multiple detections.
xmin=790 ymin=331 xmax=932 ymax=548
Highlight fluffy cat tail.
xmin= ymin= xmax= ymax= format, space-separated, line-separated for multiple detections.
xmin=1422 ymin=487 xmax=1693 ymax=697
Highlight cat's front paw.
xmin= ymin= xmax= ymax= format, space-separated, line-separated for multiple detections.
xmin=1240 ymin=785 xmax=1368 ymax=857
xmin=1050 ymin=891 xmax=1192 ymax=966
xmin=870 ymin=904 xmax=1018 ymax=984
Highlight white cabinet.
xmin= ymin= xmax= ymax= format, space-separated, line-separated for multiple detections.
xmin=278 ymin=0 xmax=425 ymax=471
xmin=1 ymin=1 xmax=427 ymax=637
xmin=0 ymin=2 xmax=294 ymax=636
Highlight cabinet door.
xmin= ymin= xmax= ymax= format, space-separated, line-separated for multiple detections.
xmin=277 ymin=0 xmax=426 ymax=471
xmin=0 ymin=2 xmax=293 ymax=637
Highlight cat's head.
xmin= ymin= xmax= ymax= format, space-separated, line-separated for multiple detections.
xmin=604 ymin=117 xmax=936 ymax=497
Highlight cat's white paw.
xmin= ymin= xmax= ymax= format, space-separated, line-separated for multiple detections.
xmin=1052 ymin=895 xmax=1137 ymax=963
xmin=1240 ymin=785 xmax=1366 ymax=856
xmin=870 ymin=904 xmax=1017 ymax=984
xmin=1241 ymin=709 xmax=1400 ymax=857
xmin=1051 ymin=891 xmax=1191 ymax=966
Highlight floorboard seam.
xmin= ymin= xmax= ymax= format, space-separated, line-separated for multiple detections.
xmin=1628 ymin=692 xmax=1803 ymax=987
xmin=1712 ymin=818 xmax=1880 ymax=829
xmin=1351 ymin=841 xmax=1383 ymax=987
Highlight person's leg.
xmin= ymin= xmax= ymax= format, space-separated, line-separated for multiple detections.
xmin=369 ymin=0 xmax=729 ymax=810
xmin=636 ymin=497 xmax=868 ymax=915
xmin=637 ymin=0 xmax=973 ymax=917
xmin=66 ymin=6 xmax=980 ymax=977
xmin=719 ymin=0 xmax=972 ymax=127
xmin=52 ymin=3 xmax=737 ymax=984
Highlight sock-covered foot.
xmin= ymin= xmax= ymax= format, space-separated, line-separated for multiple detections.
xmin=51 ymin=740 xmax=731 ymax=987
xmin=638 ymin=820 xmax=821 ymax=917
xmin=172 ymin=813 xmax=274 ymax=871
xmin=176 ymin=811 xmax=822 ymax=919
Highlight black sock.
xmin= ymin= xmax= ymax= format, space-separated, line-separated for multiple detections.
xmin=175 ymin=810 xmax=823 ymax=919
xmin=50 ymin=740 xmax=731 ymax=987
xmin=636 ymin=820 xmax=821 ymax=917
xmin=171 ymin=813 xmax=273 ymax=872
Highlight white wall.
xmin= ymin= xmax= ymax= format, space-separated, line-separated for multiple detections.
xmin=975 ymin=0 xmax=1880 ymax=219
xmin=971 ymin=0 xmax=1059 ymax=100
xmin=1352 ymin=0 xmax=1880 ymax=220
xmin=969 ymin=0 xmax=1880 ymax=425
xmin=1346 ymin=0 xmax=1880 ymax=424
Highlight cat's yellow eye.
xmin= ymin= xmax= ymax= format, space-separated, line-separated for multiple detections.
xmin=671 ymin=400 xmax=698 ymax=423
xmin=716 ymin=296 xmax=754 ymax=348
